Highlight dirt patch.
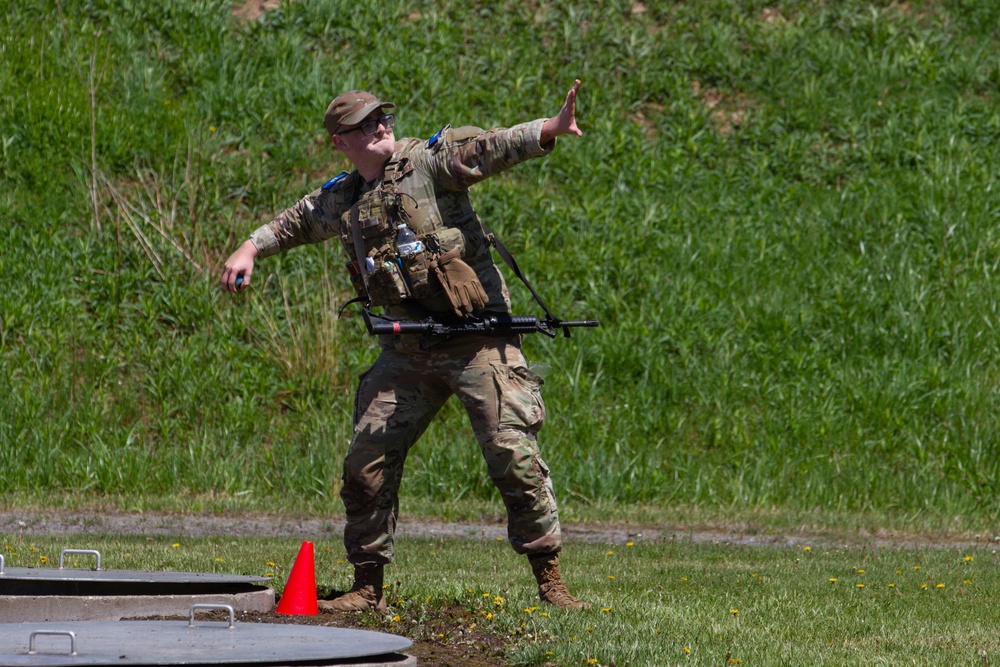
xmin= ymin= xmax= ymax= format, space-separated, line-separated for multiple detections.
xmin=133 ymin=606 xmax=508 ymax=667
xmin=232 ymin=0 xmax=284 ymax=24
xmin=3 ymin=508 xmax=996 ymax=550
xmin=691 ymin=80 xmax=753 ymax=134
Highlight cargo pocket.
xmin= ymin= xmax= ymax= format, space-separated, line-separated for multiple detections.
xmin=492 ymin=364 xmax=546 ymax=433
xmin=353 ymin=365 xmax=376 ymax=427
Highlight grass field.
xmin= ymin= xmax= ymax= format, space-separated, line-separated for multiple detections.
xmin=4 ymin=1 xmax=1000 ymax=533
xmin=3 ymin=532 xmax=998 ymax=666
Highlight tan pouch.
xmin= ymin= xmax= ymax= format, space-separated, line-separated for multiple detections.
xmin=366 ymin=260 xmax=410 ymax=306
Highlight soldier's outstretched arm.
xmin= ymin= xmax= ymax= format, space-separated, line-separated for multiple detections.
xmin=540 ymin=79 xmax=583 ymax=144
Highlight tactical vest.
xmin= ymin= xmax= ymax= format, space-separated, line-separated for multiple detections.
xmin=335 ymin=132 xmax=496 ymax=312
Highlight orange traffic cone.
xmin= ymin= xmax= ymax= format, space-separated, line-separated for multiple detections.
xmin=275 ymin=540 xmax=318 ymax=615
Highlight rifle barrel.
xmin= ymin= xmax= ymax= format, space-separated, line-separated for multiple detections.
xmin=557 ymin=320 xmax=600 ymax=328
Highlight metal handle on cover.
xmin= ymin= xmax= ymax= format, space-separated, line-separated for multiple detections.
xmin=29 ymin=630 xmax=78 ymax=656
xmin=59 ymin=549 xmax=102 ymax=570
xmin=188 ymin=603 xmax=236 ymax=629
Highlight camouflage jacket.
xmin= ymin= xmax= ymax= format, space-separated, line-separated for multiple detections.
xmin=249 ymin=118 xmax=554 ymax=316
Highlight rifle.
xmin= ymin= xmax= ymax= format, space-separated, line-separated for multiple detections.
xmin=363 ymin=309 xmax=598 ymax=339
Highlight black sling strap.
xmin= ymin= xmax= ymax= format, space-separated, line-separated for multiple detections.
xmin=483 ymin=225 xmax=572 ymax=338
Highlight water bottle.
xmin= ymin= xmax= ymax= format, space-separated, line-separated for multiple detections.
xmin=395 ymin=223 xmax=424 ymax=256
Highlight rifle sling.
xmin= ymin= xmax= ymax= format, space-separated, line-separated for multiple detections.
xmin=484 ymin=225 xmax=569 ymax=336
xmin=349 ymin=204 xmax=370 ymax=289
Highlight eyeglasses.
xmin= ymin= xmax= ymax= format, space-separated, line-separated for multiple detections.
xmin=341 ymin=114 xmax=395 ymax=137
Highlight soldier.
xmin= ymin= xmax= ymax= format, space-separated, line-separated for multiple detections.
xmin=221 ymin=80 xmax=589 ymax=611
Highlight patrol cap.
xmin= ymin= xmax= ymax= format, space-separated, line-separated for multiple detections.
xmin=324 ymin=90 xmax=395 ymax=135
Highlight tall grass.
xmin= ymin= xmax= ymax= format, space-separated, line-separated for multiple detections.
xmin=3 ymin=0 xmax=1000 ymax=528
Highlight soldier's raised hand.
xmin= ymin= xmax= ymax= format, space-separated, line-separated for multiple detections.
xmin=541 ymin=79 xmax=583 ymax=143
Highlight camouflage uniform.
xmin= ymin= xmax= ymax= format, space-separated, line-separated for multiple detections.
xmin=249 ymin=119 xmax=563 ymax=565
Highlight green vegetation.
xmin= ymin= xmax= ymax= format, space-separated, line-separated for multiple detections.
xmin=4 ymin=0 xmax=1000 ymax=532
xmin=4 ymin=533 xmax=997 ymax=666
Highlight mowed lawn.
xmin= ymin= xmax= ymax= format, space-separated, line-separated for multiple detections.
xmin=2 ymin=531 xmax=997 ymax=666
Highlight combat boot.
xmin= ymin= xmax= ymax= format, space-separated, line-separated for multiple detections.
xmin=529 ymin=552 xmax=591 ymax=609
xmin=318 ymin=564 xmax=387 ymax=612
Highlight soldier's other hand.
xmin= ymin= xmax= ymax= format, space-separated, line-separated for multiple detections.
xmin=221 ymin=239 xmax=258 ymax=292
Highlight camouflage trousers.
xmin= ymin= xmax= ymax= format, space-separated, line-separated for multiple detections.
xmin=341 ymin=334 xmax=562 ymax=566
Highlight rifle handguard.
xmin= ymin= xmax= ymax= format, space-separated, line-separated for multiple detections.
xmin=363 ymin=310 xmax=598 ymax=339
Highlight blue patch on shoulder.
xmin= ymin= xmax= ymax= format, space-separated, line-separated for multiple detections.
xmin=322 ymin=172 xmax=348 ymax=190
xmin=427 ymin=127 xmax=445 ymax=148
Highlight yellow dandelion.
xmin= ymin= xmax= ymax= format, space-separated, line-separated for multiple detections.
xmin=921 ymin=583 xmax=928 ymax=590
xmin=608 ymin=575 xmax=615 ymax=580
xmin=803 ymin=546 xmax=811 ymax=552
xmin=266 ymin=561 xmax=276 ymax=567
xmin=586 ymin=627 xmax=595 ymax=633
xmin=485 ymin=612 xmax=493 ymax=620
xmin=829 ymin=578 xmax=837 ymax=583
xmin=681 ymin=576 xmax=688 ymax=581
xmin=856 ymin=583 xmax=865 ymax=588
xmin=391 ymin=615 xmax=400 ymax=622
xmin=963 ymin=579 xmax=972 ymax=585
xmin=684 ymin=647 xmax=691 ymax=654
xmin=29 ymin=546 xmax=37 ymax=552
xmin=626 ymin=541 xmax=635 ymax=547
xmin=539 ymin=612 xmax=550 ymax=618
xmin=856 ymin=569 xmax=865 ymax=574
xmin=914 ymin=565 xmax=921 ymax=570
xmin=730 ymin=609 xmax=739 ymax=615
xmin=496 ymin=537 xmax=504 ymax=542
xmin=606 ymin=551 xmax=614 ymax=556
xmin=39 ymin=556 xmax=47 ymax=564
xmin=172 ymin=543 xmax=180 ymax=548
xmin=936 ymin=583 xmax=945 ymax=589
xmin=727 ymin=658 xmax=742 ymax=664
xmin=587 ymin=659 xmax=598 ymax=665
xmin=209 ymin=126 xmax=217 ymax=132
xmin=601 ymin=607 xmax=613 ymax=613
xmin=896 ymin=569 xmax=902 ymax=574
xmin=965 ymin=556 xmax=974 ymax=562
xmin=215 ymin=557 xmax=224 ymax=562
xmin=382 ymin=583 xmax=390 ymax=590
xmin=888 ymin=583 xmax=895 ymax=588
xmin=493 ymin=596 xmax=504 ymax=607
